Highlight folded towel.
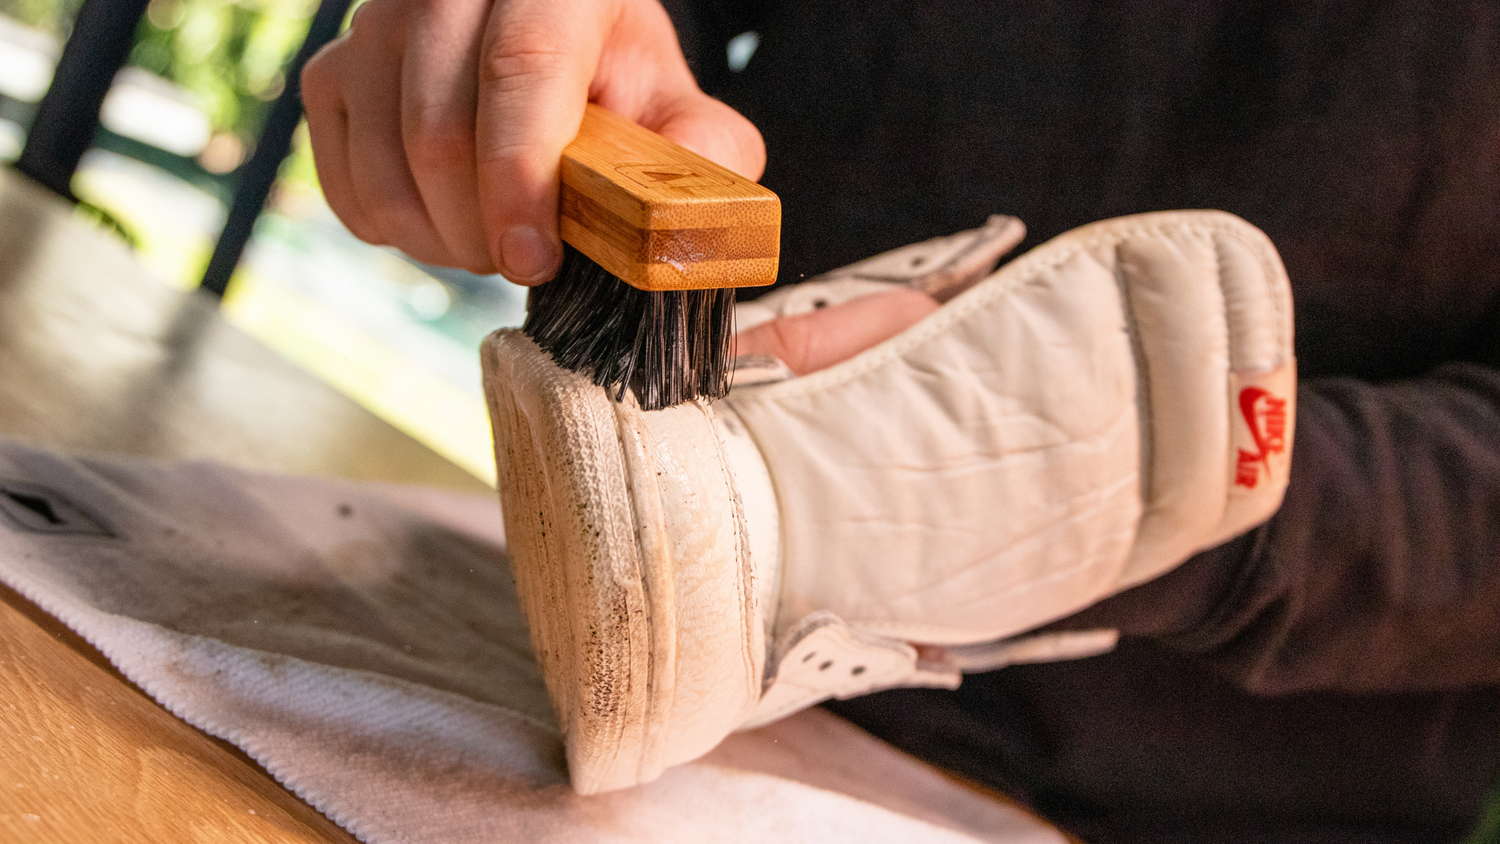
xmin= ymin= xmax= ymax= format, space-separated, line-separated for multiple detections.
xmin=0 ymin=439 xmax=1061 ymax=843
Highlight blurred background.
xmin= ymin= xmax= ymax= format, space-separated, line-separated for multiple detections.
xmin=0 ymin=0 xmax=529 ymax=484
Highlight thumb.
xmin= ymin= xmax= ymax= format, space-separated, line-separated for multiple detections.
xmin=475 ymin=0 xmax=606 ymax=284
xmin=734 ymin=288 xmax=939 ymax=375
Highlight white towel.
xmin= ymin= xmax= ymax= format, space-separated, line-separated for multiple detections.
xmin=0 ymin=439 xmax=1063 ymax=844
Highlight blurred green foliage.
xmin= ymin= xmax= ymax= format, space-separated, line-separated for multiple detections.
xmin=0 ymin=0 xmax=318 ymax=175
xmin=0 ymin=0 xmax=80 ymax=38
xmin=131 ymin=0 xmax=315 ymax=139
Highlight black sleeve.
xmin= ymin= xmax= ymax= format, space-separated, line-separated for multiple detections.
xmin=658 ymin=0 xmax=777 ymax=96
xmin=1056 ymin=358 xmax=1500 ymax=695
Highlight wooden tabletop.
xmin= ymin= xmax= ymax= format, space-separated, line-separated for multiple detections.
xmin=0 ymin=173 xmax=489 ymax=491
xmin=0 ymin=165 xmax=486 ymax=843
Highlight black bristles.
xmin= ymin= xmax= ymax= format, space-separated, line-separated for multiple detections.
xmin=522 ymin=244 xmax=735 ymax=411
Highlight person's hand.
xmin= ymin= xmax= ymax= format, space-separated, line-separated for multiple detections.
xmin=300 ymin=0 xmax=765 ymax=282
xmin=734 ymin=288 xmax=941 ymax=375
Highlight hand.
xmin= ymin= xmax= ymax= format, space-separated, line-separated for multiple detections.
xmin=300 ymin=0 xmax=765 ymax=282
xmin=734 ymin=288 xmax=941 ymax=375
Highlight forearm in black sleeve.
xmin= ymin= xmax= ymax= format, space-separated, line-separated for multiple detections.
xmin=1056 ymin=360 xmax=1500 ymax=695
xmin=659 ymin=0 xmax=774 ymax=94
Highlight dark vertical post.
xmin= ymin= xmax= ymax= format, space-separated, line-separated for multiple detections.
xmin=16 ymin=0 xmax=152 ymax=198
xmin=199 ymin=0 xmax=353 ymax=297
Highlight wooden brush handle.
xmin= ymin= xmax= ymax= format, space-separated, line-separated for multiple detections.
xmin=559 ymin=104 xmax=780 ymax=292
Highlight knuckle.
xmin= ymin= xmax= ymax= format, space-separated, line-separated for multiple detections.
xmin=350 ymin=183 xmax=423 ymax=243
xmin=405 ymin=113 xmax=476 ymax=171
xmin=479 ymin=26 xmax=573 ymax=88
xmin=474 ymin=136 xmax=538 ymax=173
xmin=300 ymin=50 xmax=329 ymax=84
xmin=365 ymin=202 xmax=420 ymax=241
xmin=346 ymin=0 xmax=404 ymax=48
xmin=473 ymin=126 xmax=553 ymax=186
xmin=299 ymin=46 xmax=340 ymax=101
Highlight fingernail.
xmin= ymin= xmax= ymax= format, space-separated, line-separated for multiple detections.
xmin=499 ymin=226 xmax=558 ymax=282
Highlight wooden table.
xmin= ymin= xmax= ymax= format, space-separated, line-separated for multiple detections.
xmin=0 ymin=166 xmax=487 ymax=843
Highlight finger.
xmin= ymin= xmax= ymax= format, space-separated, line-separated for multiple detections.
xmin=475 ymin=0 xmax=607 ymax=284
xmin=301 ymin=41 xmax=379 ymax=243
xmin=591 ymin=0 xmax=766 ymax=180
xmin=400 ymin=0 xmax=496 ymax=274
xmin=339 ymin=0 xmax=457 ymax=266
xmin=651 ymin=96 xmax=766 ymax=181
xmin=734 ymin=288 xmax=940 ymax=375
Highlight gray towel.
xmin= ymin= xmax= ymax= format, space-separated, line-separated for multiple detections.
xmin=0 ymin=439 xmax=1060 ymax=843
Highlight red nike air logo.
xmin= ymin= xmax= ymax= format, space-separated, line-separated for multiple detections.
xmin=1235 ymin=386 xmax=1288 ymax=489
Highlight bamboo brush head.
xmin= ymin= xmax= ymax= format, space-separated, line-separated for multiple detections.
xmin=558 ymin=104 xmax=781 ymax=292
xmin=522 ymin=104 xmax=781 ymax=410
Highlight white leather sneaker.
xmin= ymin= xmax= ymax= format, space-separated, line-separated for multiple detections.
xmin=482 ymin=210 xmax=1296 ymax=794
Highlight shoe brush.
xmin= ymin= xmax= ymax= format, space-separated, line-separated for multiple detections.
xmin=521 ymin=103 xmax=781 ymax=410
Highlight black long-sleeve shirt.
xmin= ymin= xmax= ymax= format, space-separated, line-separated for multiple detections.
xmin=666 ymin=1 xmax=1500 ymax=841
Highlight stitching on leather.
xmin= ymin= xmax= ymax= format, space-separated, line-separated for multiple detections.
xmin=1210 ymin=226 xmax=1292 ymax=373
xmin=698 ymin=399 xmax=763 ymax=704
xmin=833 ymin=457 xmax=1139 ymax=607
xmin=1208 ymin=232 xmax=1240 ymax=537
xmin=717 ymin=399 xmax=799 ymax=645
xmin=607 ymin=396 xmax=663 ymax=782
xmin=730 ymin=212 xmax=1263 ymax=403
xmin=1211 ymin=232 xmax=1240 ymax=369
xmin=852 ymin=536 xmax=1134 ymax=643
xmin=1114 ymin=239 xmax=1156 ymax=518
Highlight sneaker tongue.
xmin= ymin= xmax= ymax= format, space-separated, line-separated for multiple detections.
xmin=731 ymin=215 xmax=1027 ymax=334
xmin=727 ymin=354 xmax=795 ymax=389
xmin=807 ymin=214 xmax=1027 ymax=303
